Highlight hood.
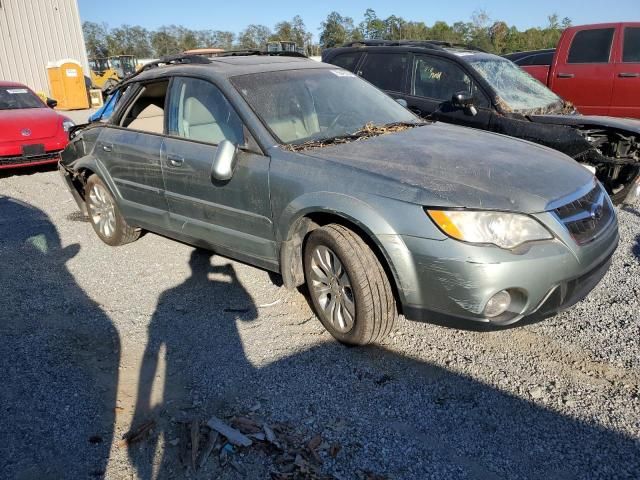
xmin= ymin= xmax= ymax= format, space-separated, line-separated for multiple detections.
xmin=301 ymin=123 xmax=594 ymax=213
xmin=530 ymin=114 xmax=640 ymax=134
xmin=0 ymin=108 xmax=63 ymax=142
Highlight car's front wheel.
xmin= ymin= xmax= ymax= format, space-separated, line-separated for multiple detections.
xmin=303 ymin=224 xmax=397 ymax=345
xmin=85 ymin=174 xmax=140 ymax=246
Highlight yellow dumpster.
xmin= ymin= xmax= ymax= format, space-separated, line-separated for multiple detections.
xmin=46 ymin=59 xmax=89 ymax=110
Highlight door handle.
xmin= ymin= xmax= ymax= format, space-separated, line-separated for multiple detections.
xmin=557 ymin=73 xmax=575 ymax=78
xmin=167 ymin=154 xmax=184 ymax=167
xmin=102 ymin=144 xmax=113 ymax=152
xmin=618 ymin=72 xmax=640 ymax=78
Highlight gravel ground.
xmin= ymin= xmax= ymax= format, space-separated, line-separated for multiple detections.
xmin=1 ymin=168 xmax=639 ymax=480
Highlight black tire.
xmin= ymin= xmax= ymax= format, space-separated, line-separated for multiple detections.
xmin=303 ymin=224 xmax=397 ymax=345
xmin=85 ymin=174 xmax=140 ymax=246
xmin=609 ymin=167 xmax=640 ymax=205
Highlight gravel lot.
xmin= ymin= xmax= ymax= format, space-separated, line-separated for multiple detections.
xmin=1 ymin=168 xmax=639 ymax=480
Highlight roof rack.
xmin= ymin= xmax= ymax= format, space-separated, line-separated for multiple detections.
xmin=214 ymin=49 xmax=307 ymax=58
xmin=104 ymin=54 xmax=211 ymax=95
xmin=341 ymin=39 xmax=486 ymax=53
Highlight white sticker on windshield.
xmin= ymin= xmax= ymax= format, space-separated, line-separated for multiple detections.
xmin=7 ymin=88 xmax=28 ymax=94
xmin=451 ymin=51 xmax=475 ymax=57
xmin=331 ymin=69 xmax=356 ymax=77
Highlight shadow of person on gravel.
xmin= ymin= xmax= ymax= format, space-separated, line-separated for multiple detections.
xmin=0 ymin=196 xmax=119 ymax=479
xmin=130 ymin=248 xmax=640 ymax=480
xmin=128 ymin=249 xmax=258 ymax=479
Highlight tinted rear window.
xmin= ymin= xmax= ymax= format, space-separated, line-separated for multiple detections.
xmin=568 ymin=28 xmax=614 ymax=64
xmin=623 ymin=27 xmax=640 ymax=62
xmin=358 ymin=53 xmax=409 ymax=93
xmin=330 ymin=52 xmax=361 ymax=72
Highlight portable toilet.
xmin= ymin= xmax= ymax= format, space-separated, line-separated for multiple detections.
xmin=46 ymin=59 xmax=89 ymax=110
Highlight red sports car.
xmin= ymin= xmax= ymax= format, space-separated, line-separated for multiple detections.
xmin=0 ymin=80 xmax=74 ymax=170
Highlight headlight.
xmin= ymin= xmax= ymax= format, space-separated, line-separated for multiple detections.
xmin=426 ymin=209 xmax=553 ymax=249
xmin=62 ymin=119 xmax=75 ymax=132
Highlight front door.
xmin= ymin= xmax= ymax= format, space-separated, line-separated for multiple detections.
xmin=162 ymin=76 xmax=276 ymax=266
xmin=406 ymin=54 xmax=492 ymax=130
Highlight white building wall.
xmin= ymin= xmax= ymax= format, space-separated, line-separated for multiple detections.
xmin=0 ymin=0 xmax=88 ymax=95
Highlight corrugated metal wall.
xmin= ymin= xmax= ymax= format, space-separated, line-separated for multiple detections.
xmin=0 ymin=0 xmax=88 ymax=95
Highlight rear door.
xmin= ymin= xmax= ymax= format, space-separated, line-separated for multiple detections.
xmin=611 ymin=25 xmax=640 ymax=118
xmin=98 ymin=80 xmax=170 ymax=227
xmin=406 ymin=54 xmax=492 ymax=129
xmin=327 ymin=51 xmax=363 ymax=73
xmin=162 ymin=76 xmax=276 ymax=266
xmin=550 ymin=27 xmax=616 ymax=115
xmin=355 ymin=52 xmax=410 ymax=102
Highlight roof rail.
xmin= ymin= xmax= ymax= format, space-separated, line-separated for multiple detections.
xmin=104 ymin=54 xmax=211 ymax=95
xmin=215 ymin=49 xmax=307 ymax=58
xmin=341 ymin=39 xmax=486 ymax=53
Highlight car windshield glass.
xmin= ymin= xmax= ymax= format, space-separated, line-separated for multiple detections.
xmin=0 ymin=87 xmax=44 ymax=110
xmin=469 ymin=57 xmax=564 ymax=113
xmin=231 ymin=68 xmax=421 ymax=146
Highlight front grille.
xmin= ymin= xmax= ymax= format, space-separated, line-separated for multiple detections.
xmin=0 ymin=152 xmax=61 ymax=167
xmin=554 ymin=184 xmax=613 ymax=245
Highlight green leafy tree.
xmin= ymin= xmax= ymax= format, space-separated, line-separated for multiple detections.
xmin=319 ymin=12 xmax=357 ymax=48
xmin=238 ymin=24 xmax=272 ymax=49
xmin=83 ymin=21 xmax=110 ymax=58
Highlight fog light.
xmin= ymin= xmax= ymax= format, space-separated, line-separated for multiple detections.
xmin=484 ymin=290 xmax=511 ymax=318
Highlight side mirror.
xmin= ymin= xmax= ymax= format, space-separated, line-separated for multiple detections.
xmin=46 ymin=98 xmax=58 ymax=109
xmin=211 ymin=140 xmax=238 ymax=182
xmin=451 ymin=91 xmax=477 ymax=116
xmin=395 ymin=98 xmax=408 ymax=108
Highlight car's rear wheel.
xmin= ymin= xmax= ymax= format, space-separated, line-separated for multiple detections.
xmin=303 ymin=224 xmax=397 ymax=345
xmin=85 ymin=174 xmax=140 ymax=246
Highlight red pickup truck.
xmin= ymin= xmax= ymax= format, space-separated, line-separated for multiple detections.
xmin=505 ymin=23 xmax=640 ymax=118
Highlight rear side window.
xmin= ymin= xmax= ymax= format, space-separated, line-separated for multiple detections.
xmin=568 ymin=28 xmax=614 ymax=64
xmin=358 ymin=53 xmax=409 ymax=93
xmin=529 ymin=51 xmax=554 ymax=66
xmin=623 ymin=27 xmax=640 ymax=62
xmin=120 ymin=81 xmax=169 ymax=134
xmin=330 ymin=52 xmax=361 ymax=72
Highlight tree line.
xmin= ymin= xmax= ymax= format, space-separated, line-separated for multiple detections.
xmin=83 ymin=9 xmax=571 ymax=60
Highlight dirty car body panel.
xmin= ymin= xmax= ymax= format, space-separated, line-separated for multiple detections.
xmin=60 ymin=55 xmax=618 ymax=330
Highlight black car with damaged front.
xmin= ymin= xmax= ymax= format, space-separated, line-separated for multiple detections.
xmin=323 ymin=40 xmax=640 ymax=204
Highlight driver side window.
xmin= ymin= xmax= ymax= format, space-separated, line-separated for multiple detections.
xmin=413 ymin=56 xmax=488 ymax=107
xmin=167 ymin=77 xmax=244 ymax=145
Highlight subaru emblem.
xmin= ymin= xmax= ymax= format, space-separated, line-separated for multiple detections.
xmin=21 ymin=128 xmax=31 ymax=137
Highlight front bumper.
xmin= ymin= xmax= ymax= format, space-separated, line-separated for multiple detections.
xmin=379 ymin=211 xmax=619 ymax=327
xmin=0 ymin=151 xmax=62 ymax=169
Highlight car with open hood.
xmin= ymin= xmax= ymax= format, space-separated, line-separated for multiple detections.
xmin=323 ymin=40 xmax=640 ymax=204
xmin=0 ymin=80 xmax=74 ymax=170
xmin=59 ymin=53 xmax=618 ymax=345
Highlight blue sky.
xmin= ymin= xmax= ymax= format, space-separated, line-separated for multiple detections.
xmin=78 ymin=0 xmax=639 ymax=39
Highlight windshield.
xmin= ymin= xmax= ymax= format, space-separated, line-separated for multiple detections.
xmin=0 ymin=87 xmax=44 ymax=110
xmin=231 ymin=68 xmax=420 ymax=145
xmin=90 ymin=58 xmax=109 ymax=72
xmin=468 ymin=57 xmax=563 ymax=113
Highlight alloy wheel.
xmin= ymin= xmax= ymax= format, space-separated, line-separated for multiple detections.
xmin=87 ymin=183 xmax=116 ymax=239
xmin=309 ymin=245 xmax=356 ymax=333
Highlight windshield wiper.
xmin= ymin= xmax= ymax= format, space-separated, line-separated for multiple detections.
xmin=282 ymin=121 xmax=425 ymax=152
